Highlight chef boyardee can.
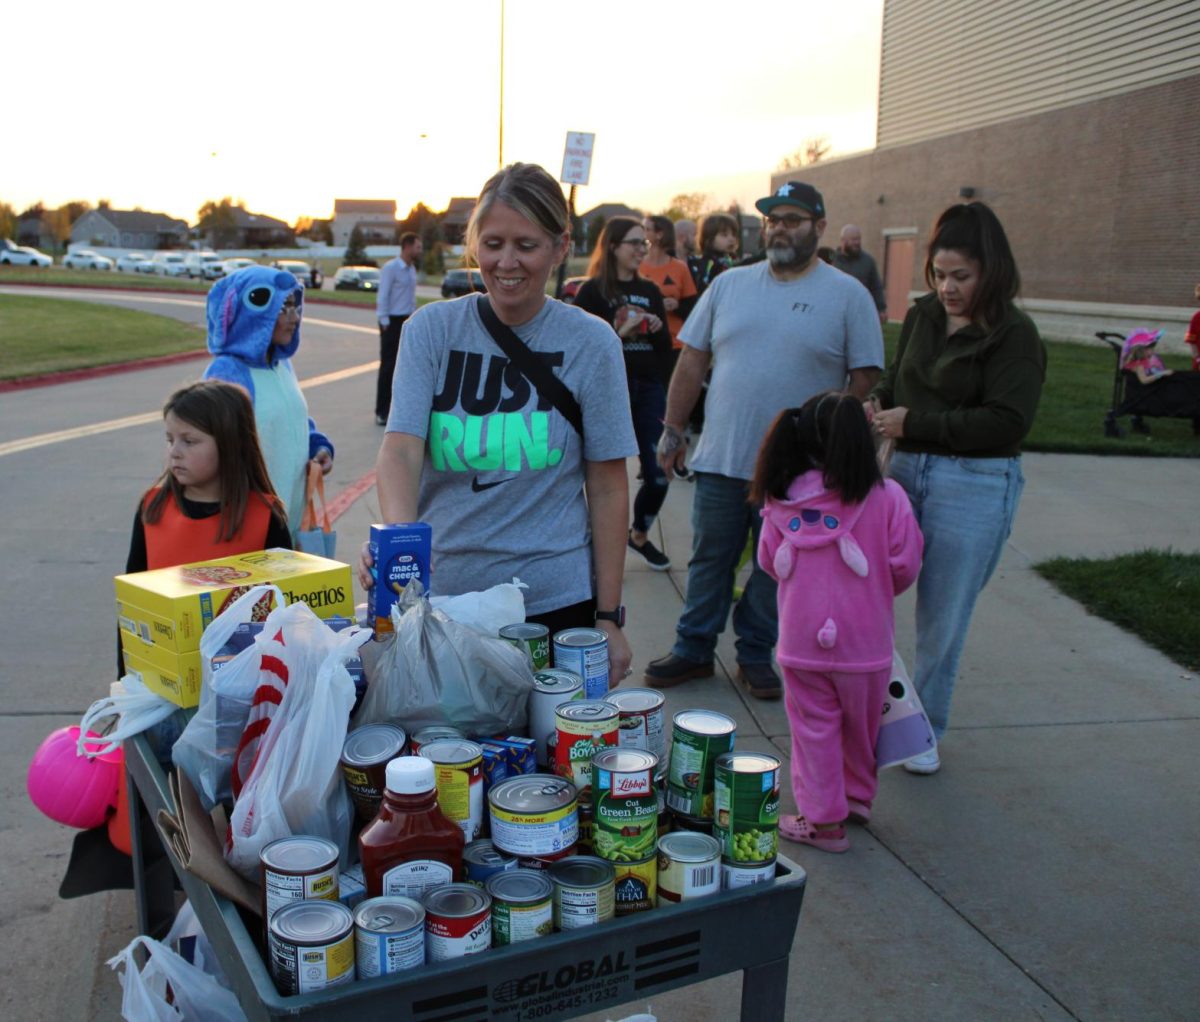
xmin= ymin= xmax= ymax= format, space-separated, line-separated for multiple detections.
xmin=464 ymin=839 xmax=518 ymax=887
xmin=354 ymin=896 xmax=425 ymax=978
xmin=612 ymin=854 xmax=658 ymax=916
xmin=419 ymin=738 xmax=485 ymax=842
xmin=488 ymin=774 xmax=578 ymax=857
xmin=530 ymin=669 xmax=584 ymax=766
xmin=548 ymin=855 xmax=615 ymax=930
xmin=486 ymin=868 xmax=554 ymax=946
xmin=499 ymin=622 xmax=551 ymax=670
xmin=665 ymin=709 xmax=737 ymax=820
xmin=552 ymin=627 xmax=610 ymax=700
xmin=340 ymin=723 xmax=407 ymax=823
xmin=606 ymin=688 xmax=667 ymax=761
xmin=261 ymin=836 xmax=339 ymax=925
xmin=410 ymin=724 xmax=464 ymax=755
xmin=657 ymin=832 xmax=721 ymax=905
xmin=713 ymin=752 xmax=781 ymax=867
xmin=554 ymin=700 xmax=619 ymax=800
xmin=592 ymin=748 xmax=659 ymax=863
xmin=423 ymin=884 xmax=492 ymax=961
xmin=268 ymin=899 xmax=355 ymax=995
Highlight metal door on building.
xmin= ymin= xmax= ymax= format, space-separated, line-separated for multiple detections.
xmin=883 ymin=232 xmax=917 ymax=323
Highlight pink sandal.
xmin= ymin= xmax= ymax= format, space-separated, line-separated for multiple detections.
xmin=846 ymin=798 xmax=872 ymax=825
xmin=779 ymin=814 xmax=849 ymax=853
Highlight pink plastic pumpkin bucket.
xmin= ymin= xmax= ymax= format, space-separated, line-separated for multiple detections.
xmin=27 ymin=726 xmax=122 ymax=829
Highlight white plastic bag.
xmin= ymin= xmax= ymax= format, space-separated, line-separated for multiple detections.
xmin=107 ymin=934 xmax=245 ymax=1022
xmin=171 ymin=585 xmax=285 ymax=810
xmin=225 ymin=607 xmax=369 ymax=879
xmin=876 ymin=650 xmax=938 ymax=769
xmin=354 ymin=582 xmax=534 ymax=737
xmin=78 ymin=673 xmax=178 ymax=758
xmin=429 ymin=578 xmax=528 ymax=636
xmin=165 ymin=901 xmax=227 ymax=986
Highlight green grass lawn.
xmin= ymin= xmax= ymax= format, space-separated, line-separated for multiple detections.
xmin=1034 ymin=551 xmax=1200 ymax=672
xmin=881 ymin=322 xmax=1200 ymax=458
xmin=0 ymin=295 xmax=204 ymax=380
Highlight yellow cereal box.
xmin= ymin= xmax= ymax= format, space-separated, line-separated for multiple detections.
xmin=115 ymin=548 xmax=353 ymax=657
xmin=120 ymin=630 xmax=204 ymax=707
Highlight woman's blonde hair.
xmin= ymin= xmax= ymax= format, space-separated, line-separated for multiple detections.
xmin=465 ymin=163 xmax=570 ymax=264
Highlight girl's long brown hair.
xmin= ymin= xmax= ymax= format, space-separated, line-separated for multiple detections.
xmin=924 ymin=202 xmax=1020 ymax=332
xmin=143 ymin=380 xmax=283 ymax=542
xmin=586 ymin=216 xmax=642 ymax=305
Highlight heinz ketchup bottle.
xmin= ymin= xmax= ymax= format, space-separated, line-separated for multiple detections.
xmin=359 ymin=756 xmax=465 ymax=899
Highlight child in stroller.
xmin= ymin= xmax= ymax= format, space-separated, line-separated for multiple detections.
xmin=1100 ymin=327 xmax=1200 ymax=437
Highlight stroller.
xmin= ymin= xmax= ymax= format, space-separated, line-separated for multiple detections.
xmin=1097 ymin=329 xmax=1200 ymax=438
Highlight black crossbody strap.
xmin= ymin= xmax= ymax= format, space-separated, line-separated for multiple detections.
xmin=475 ymin=295 xmax=584 ymax=438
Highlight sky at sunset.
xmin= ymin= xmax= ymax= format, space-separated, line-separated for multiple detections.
xmin=9 ymin=0 xmax=884 ymax=227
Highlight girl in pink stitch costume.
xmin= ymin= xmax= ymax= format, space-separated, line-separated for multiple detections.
xmin=751 ymin=392 xmax=923 ymax=853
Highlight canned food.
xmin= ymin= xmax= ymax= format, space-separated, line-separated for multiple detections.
xmin=554 ymin=700 xmax=619 ymax=798
xmin=354 ymin=896 xmax=425 ymax=977
xmin=605 ymin=688 xmax=667 ymax=761
xmin=424 ymin=884 xmax=492 ymax=960
xmin=721 ymin=860 xmax=776 ymax=890
xmin=668 ymin=809 xmax=713 ymax=836
xmin=341 ymin=723 xmax=407 ymax=823
xmin=499 ymin=623 xmax=551 ymax=671
xmin=592 ymin=748 xmax=659 ymax=862
xmin=410 ymin=725 xmax=464 ymax=754
xmin=418 ymin=738 xmax=484 ymax=842
xmin=515 ymin=846 xmax=577 ymax=870
xmin=486 ymin=869 xmax=554 ymax=945
xmin=260 ymin=836 xmax=339 ymax=924
xmin=530 ymin=669 xmax=584 ymax=766
xmin=463 ymin=839 xmax=518 ymax=887
xmin=657 ymin=832 xmax=721 ymax=904
xmin=612 ymin=854 xmax=657 ymax=915
xmin=552 ymin=628 xmax=610 ymax=700
xmin=488 ymin=775 xmax=578 ymax=857
xmin=665 ymin=709 xmax=737 ymax=820
xmin=268 ymin=899 xmax=355 ymax=995
xmin=713 ymin=752 xmax=781 ymax=865
xmin=547 ymin=855 xmax=615 ymax=930
xmin=577 ymin=802 xmax=594 ymax=854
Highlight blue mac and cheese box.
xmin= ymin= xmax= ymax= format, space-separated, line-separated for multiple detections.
xmin=367 ymin=522 xmax=432 ymax=635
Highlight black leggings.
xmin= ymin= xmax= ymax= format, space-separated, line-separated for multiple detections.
xmin=526 ymin=598 xmax=596 ymax=638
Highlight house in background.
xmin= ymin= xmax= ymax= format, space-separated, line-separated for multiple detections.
xmin=16 ymin=211 xmax=58 ymax=252
xmin=439 ymin=197 xmax=477 ymax=246
xmin=575 ymin=202 xmax=643 ymax=253
xmin=70 ymin=209 xmax=189 ymax=251
xmin=193 ymin=208 xmax=294 ymax=250
xmin=332 ymin=199 xmax=397 ymax=247
xmin=778 ymin=0 xmax=1200 ymax=341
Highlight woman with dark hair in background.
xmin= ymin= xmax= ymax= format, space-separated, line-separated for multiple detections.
xmin=638 ymin=214 xmax=698 ymax=350
xmin=572 ymin=217 xmax=675 ymax=570
xmin=869 ymin=202 xmax=1046 ymax=774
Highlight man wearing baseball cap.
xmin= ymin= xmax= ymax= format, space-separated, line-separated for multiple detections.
xmin=645 ymin=181 xmax=883 ymax=699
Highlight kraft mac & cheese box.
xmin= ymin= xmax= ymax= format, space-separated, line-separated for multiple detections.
xmin=115 ymin=548 xmax=353 ymax=658
xmin=367 ymin=522 xmax=432 ymax=635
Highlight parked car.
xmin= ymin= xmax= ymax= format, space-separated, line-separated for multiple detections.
xmin=151 ymin=252 xmax=188 ymax=277
xmin=0 ymin=245 xmax=53 ymax=267
xmin=440 ymin=268 xmax=486 ymax=298
xmin=333 ymin=266 xmax=381 ymax=291
xmin=559 ymin=276 xmax=587 ymax=303
xmin=220 ymin=257 xmax=257 ymax=277
xmin=272 ymin=259 xmax=315 ymax=288
xmin=184 ymin=252 xmax=224 ymax=280
xmin=63 ymin=249 xmax=114 ymax=271
xmin=115 ymin=252 xmax=156 ymax=273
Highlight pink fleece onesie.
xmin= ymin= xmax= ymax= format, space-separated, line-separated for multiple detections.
xmin=759 ymin=470 xmax=923 ymax=824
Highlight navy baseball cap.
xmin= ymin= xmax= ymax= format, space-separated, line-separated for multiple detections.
xmin=756 ymin=181 xmax=825 ymax=218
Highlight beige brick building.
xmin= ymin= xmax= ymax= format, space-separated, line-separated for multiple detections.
xmin=774 ymin=0 xmax=1200 ymax=343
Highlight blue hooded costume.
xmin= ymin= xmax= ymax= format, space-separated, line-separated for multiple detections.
xmin=203 ymin=266 xmax=333 ymax=536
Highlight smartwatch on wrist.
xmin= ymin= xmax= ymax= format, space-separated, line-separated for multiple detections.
xmin=594 ymin=606 xmax=625 ymax=628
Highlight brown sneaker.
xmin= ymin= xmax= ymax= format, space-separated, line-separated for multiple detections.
xmin=736 ymin=662 xmax=782 ymax=700
xmin=644 ymin=654 xmax=714 ymax=688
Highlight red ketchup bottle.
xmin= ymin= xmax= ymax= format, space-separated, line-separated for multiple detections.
xmin=359 ymin=756 xmax=465 ymax=899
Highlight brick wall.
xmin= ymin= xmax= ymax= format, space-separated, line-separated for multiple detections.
xmin=773 ymin=75 xmax=1200 ymax=309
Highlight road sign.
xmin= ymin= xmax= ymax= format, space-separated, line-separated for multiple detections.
xmin=561 ymin=132 xmax=595 ymax=186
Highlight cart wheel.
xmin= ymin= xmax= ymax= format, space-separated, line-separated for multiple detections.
xmin=1131 ymin=416 xmax=1151 ymax=436
xmin=1103 ymin=414 xmax=1123 ymax=439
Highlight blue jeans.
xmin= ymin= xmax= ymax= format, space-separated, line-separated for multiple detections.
xmin=890 ymin=451 xmax=1025 ymax=739
xmin=628 ymin=375 xmax=669 ymax=534
xmin=672 ymin=472 xmax=777 ymax=665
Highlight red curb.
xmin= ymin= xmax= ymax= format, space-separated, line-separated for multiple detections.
xmin=0 ymin=349 xmax=210 ymax=392
xmin=328 ymin=470 xmax=377 ymax=524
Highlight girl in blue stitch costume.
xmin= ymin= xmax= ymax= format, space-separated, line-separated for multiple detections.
xmin=203 ymin=265 xmax=334 ymax=539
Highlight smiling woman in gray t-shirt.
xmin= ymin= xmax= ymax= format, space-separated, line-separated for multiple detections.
xmin=359 ymin=163 xmax=637 ymax=682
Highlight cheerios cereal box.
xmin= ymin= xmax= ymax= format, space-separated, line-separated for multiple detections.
xmin=115 ymin=548 xmax=353 ymax=658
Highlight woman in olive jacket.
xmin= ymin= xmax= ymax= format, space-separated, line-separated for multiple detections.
xmin=869 ymin=203 xmax=1046 ymax=773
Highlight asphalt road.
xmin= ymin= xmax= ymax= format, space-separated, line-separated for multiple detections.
xmin=0 ymin=288 xmax=390 ymax=1020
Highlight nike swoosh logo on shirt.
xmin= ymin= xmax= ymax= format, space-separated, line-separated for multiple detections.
xmin=471 ymin=476 xmax=516 ymax=492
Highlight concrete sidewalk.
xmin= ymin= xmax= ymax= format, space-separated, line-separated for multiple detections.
xmin=68 ymin=451 xmax=1199 ymax=1020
